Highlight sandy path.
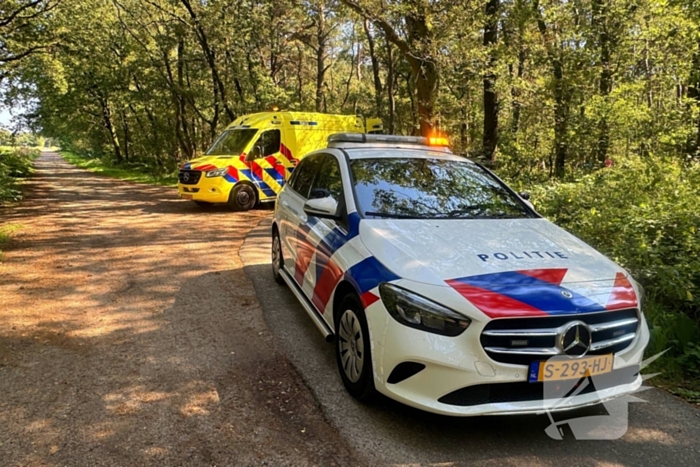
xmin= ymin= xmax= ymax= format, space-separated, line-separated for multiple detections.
xmin=0 ymin=153 xmax=364 ymax=466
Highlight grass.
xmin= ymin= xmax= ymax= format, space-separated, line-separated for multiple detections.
xmin=0 ymin=224 xmax=23 ymax=261
xmin=61 ymin=151 xmax=178 ymax=186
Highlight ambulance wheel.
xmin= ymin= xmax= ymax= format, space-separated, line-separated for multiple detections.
xmin=193 ymin=201 xmax=213 ymax=208
xmin=229 ymin=183 xmax=257 ymax=211
xmin=271 ymin=226 xmax=285 ymax=285
xmin=335 ymin=294 xmax=376 ymax=402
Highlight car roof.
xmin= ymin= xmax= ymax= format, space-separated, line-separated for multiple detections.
xmin=340 ymin=147 xmax=474 ymax=163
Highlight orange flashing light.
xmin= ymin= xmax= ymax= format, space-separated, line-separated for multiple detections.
xmin=428 ymin=135 xmax=450 ymax=147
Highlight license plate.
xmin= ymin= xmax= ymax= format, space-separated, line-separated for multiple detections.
xmin=181 ymin=194 xmax=193 ymax=200
xmin=528 ymin=354 xmax=613 ymax=383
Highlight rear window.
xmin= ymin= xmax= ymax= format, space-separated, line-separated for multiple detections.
xmin=206 ymin=129 xmax=257 ymax=156
xmin=349 ymin=157 xmax=533 ymax=220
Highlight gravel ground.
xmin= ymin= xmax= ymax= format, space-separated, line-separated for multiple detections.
xmin=0 ymin=152 xmax=365 ymax=466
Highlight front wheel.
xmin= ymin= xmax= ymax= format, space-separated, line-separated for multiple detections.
xmin=335 ymin=294 xmax=376 ymax=402
xmin=229 ymin=183 xmax=257 ymax=211
xmin=271 ymin=227 xmax=285 ymax=285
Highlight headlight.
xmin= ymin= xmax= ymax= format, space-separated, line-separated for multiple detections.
xmin=205 ymin=168 xmax=228 ymax=178
xmin=378 ymin=283 xmax=471 ymax=336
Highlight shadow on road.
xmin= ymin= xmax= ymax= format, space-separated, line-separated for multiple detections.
xmin=0 ymin=153 xmax=361 ymax=466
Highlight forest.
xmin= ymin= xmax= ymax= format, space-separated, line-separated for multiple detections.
xmin=1 ymin=0 xmax=699 ymax=392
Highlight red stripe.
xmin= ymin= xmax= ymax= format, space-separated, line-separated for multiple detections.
xmin=606 ymin=273 xmax=637 ymax=310
xmin=360 ymin=291 xmax=380 ymax=308
xmin=227 ymin=166 xmax=238 ymax=180
xmin=446 ymin=280 xmax=547 ymax=318
xmin=311 ymin=260 xmax=345 ymax=314
xmin=193 ymin=164 xmax=217 ymax=171
xmin=294 ymin=239 xmax=315 ymax=285
xmin=250 ymin=160 xmax=265 ymax=181
xmin=516 ymin=268 xmax=568 ymax=285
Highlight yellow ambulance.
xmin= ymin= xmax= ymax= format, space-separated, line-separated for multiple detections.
xmin=177 ymin=111 xmax=382 ymax=210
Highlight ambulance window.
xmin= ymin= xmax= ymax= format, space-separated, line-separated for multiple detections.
xmin=248 ymin=130 xmax=281 ymax=160
xmin=310 ymin=155 xmax=343 ymax=201
xmin=206 ymin=129 xmax=257 ymax=156
xmin=289 ymin=155 xmax=323 ymax=199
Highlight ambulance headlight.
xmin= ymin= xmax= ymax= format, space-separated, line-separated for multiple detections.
xmin=379 ymin=283 xmax=470 ymax=336
xmin=205 ymin=168 xmax=228 ymax=178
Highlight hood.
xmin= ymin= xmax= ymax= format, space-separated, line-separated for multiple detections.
xmin=181 ymin=155 xmax=239 ymax=171
xmin=359 ymin=218 xmax=638 ymax=317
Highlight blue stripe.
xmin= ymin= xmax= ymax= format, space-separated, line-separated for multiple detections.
xmin=346 ymin=256 xmax=401 ymax=294
xmin=224 ymin=173 xmax=237 ymax=183
xmin=264 ymin=168 xmax=285 ymax=183
xmin=453 ymin=271 xmax=605 ymax=315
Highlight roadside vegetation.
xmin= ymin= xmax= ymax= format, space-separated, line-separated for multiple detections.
xmin=525 ymin=160 xmax=700 ymax=400
xmin=61 ymin=151 xmax=177 ymax=187
xmin=1 ymin=0 xmax=699 ymax=395
xmin=0 ymin=146 xmax=40 ymax=203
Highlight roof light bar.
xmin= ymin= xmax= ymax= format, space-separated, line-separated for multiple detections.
xmin=328 ymin=133 xmax=430 ymax=145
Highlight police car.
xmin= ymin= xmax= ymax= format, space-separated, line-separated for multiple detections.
xmin=271 ymin=134 xmax=649 ymax=416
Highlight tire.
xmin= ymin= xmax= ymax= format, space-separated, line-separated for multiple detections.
xmin=228 ymin=183 xmax=257 ymax=211
xmin=193 ymin=200 xmax=213 ymax=208
xmin=335 ymin=293 xmax=376 ymax=402
xmin=271 ymin=227 xmax=285 ymax=285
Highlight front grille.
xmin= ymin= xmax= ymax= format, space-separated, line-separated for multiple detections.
xmin=178 ymin=170 xmax=202 ymax=185
xmin=439 ymin=365 xmax=639 ymax=406
xmin=480 ymin=308 xmax=640 ymax=366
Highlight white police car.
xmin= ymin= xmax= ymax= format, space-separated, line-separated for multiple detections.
xmin=271 ymin=134 xmax=649 ymax=416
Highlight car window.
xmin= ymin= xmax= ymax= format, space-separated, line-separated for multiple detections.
xmin=206 ymin=129 xmax=257 ymax=156
xmin=349 ymin=157 xmax=533 ymax=219
xmin=309 ymin=155 xmax=343 ymax=201
xmin=289 ymin=155 xmax=323 ymax=199
xmin=248 ymin=130 xmax=281 ymax=160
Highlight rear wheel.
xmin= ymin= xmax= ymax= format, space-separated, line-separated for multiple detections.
xmin=335 ymin=294 xmax=376 ymax=402
xmin=271 ymin=227 xmax=285 ymax=285
xmin=229 ymin=183 xmax=257 ymax=211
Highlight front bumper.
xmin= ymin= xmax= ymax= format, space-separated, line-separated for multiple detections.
xmin=178 ymin=175 xmax=233 ymax=203
xmin=363 ymin=285 xmax=650 ymax=417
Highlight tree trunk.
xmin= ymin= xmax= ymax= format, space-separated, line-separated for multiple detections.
xmin=179 ymin=0 xmax=235 ymax=123
xmin=99 ymin=96 xmax=122 ymax=163
xmin=511 ymin=45 xmax=525 ymax=134
xmin=386 ymin=40 xmax=396 ymax=134
xmin=593 ymin=0 xmax=612 ymax=164
xmin=315 ymin=4 xmax=328 ymax=112
xmin=483 ymin=0 xmax=500 ymax=161
xmin=553 ymin=58 xmax=568 ymax=178
xmin=363 ymin=19 xmax=383 ymax=116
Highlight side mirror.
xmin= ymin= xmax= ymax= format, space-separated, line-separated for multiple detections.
xmin=519 ymin=191 xmax=530 ymax=200
xmin=304 ymin=197 xmax=339 ymax=220
xmin=247 ymin=145 xmax=264 ymax=161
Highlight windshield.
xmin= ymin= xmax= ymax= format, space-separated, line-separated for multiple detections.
xmin=206 ymin=129 xmax=257 ymax=156
xmin=350 ymin=157 xmax=534 ymax=220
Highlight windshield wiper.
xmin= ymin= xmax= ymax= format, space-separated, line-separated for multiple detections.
xmin=364 ymin=211 xmax=423 ymax=219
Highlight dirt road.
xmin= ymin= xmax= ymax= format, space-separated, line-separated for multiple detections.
xmin=0 ymin=153 xmax=364 ymax=466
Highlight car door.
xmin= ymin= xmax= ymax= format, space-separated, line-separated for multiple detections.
xmin=294 ymin=154 xmax=348 ymax=314
xmin=245 ymin=129 xmax=285 ymax=198
xmin=278 ymin=154 xmax=324 ymax=276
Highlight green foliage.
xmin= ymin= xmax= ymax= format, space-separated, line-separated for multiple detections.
xmin=60 ymin=151 xmax=177 ymax=187
xmin=528 ymin=159 xmax=700 ymax=381
xmin=0 ymin=224 xmax=23 ymax=261
xmin=0 ymin=147 xmax=39 ymax=203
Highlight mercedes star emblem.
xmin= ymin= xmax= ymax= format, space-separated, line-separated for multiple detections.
xmin=558 ymin=321 xmax=592 ymax=357
xmin=183 ymin=172 xmax=190 ymax=181
xmin=561 ymin=289 xmax=574 ymax=299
